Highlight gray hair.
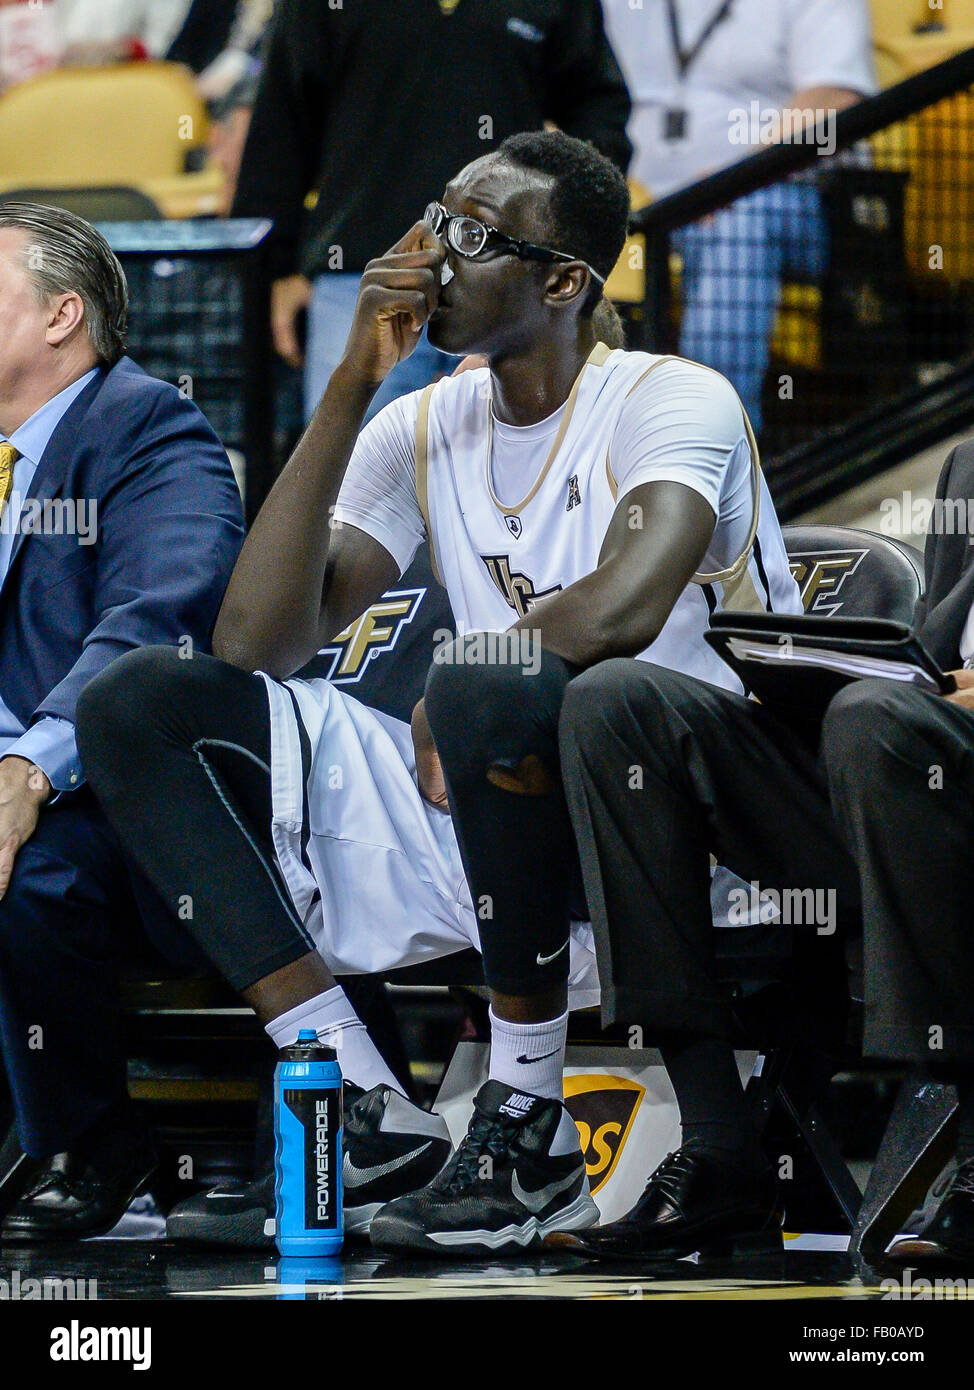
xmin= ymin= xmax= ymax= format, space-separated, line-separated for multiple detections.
xmin=0 ymin=201 xmax=128 ymax=366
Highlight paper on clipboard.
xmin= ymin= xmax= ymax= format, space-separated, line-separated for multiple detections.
xmin=724 ymin=636 xmax=941 ymax=690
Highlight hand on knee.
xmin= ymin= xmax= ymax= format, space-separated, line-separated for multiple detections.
xmin=486 ymin=753 xmax=557 ymax=796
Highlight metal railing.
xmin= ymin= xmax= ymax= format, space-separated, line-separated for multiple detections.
xmin=629 ymin=47 xmax=974 ymax=516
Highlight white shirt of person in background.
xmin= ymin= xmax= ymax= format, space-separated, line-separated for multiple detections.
xmin=600 ymin=0 xmax=876 ymax=198
xmin=55 ymin=0 xmax=193 ymax=62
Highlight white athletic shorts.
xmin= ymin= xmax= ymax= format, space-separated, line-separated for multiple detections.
xmin=260 ymin=673 xmax=603 ymax=1009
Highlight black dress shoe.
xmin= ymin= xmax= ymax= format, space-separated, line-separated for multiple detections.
xmin=885 ymin=1157 xmax=974 ymax=1270
xmin=545 ymin=1147 xmax=783 ymax=1261
xmin=0 ymin=1124 xmax=39 ymax=1222
xmin=2 ymin=1129 xmax=157 ymax=1244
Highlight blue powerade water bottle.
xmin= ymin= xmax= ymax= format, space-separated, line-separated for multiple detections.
xmin=274 ymin=1030 xmax=344 ymax=1257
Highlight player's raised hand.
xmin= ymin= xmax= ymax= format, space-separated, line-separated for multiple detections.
xmin=342 ymin=222 xmax=446 ymax=387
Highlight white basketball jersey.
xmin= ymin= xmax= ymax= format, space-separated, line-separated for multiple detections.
xmin=405 ymin=343 xmax=801 ymax=691
xmin=264 ymin=343 xmax=802 ymax=987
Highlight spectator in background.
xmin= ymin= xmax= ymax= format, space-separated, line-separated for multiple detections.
xmin=0 ymin=0 xmax=62 ymax=89
xmin=195 ymin=0 xmax=273 ymax=103
xmin=232 ymin=0 xmax=632 ymax=424
xmin=600 ymin=0 xmax=875 ymax=432
xmin=0 ymin=0 xmax=249 ymax=87
xmin=206 ymin=70 xmax=258 ymax=215
xmin=54 ymin=0 xmax=198 ymax=66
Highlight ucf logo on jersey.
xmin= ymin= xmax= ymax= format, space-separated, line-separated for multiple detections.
xmin=482 ymin=554 xmax=562 ymax=619
xmin=789 ymin=549 xmax=868 ymax=616
xmin=316 ymin=590 xmax=424 ymax=683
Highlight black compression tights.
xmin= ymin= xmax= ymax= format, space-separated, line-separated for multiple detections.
xmin=76 ymin=646 xmax=313 ymax=991
xmin=424 ymin=637 xmax=585 ymax=996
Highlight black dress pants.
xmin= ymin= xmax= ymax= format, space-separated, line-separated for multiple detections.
xmin=822 ymin=678 xmax=974 ymax=1062
xmin=558 ymin=660 xmax=862 ymax=1037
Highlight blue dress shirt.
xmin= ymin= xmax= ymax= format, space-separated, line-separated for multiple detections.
xmin=0 ymin=369 xmax=100 ymax=791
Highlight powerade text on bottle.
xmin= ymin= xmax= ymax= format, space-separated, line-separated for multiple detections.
xmin=274 ymin=1030 xmax=343 ymax=1256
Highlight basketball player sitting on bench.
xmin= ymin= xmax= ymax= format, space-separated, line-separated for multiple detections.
xmin=77 ymin=131 xmax=800 ymax=1257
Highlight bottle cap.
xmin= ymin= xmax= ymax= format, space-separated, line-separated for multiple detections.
xmin=280 ymin=1030 xmax=339 ymax=1065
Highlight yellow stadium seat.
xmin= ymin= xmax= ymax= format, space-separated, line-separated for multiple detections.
xmin=0 ymin=169 xmax=225 ymax=220
xmin=887 ymin=92 xmax=974 ymax=282
xmin=938 ymin=0 xmax=974 ymax=26
xmin=870 ymin=0 xmax=974 ymax=84
xmin=771 ymin=283 xmax=823 ymax=372
xmin=877 ymin=30 xmax=974 ymax=81
xmin=140 ymin=170 xmax=225 ymax=219
xmin=0 ymin=62 xmax=218 ymax=213
xmin=868 ymin=0 xmax=927 ymax=48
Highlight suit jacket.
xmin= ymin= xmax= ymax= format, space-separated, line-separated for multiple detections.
xmin=915 ymin=438 xmax=974 ymax=671
xmin=0 ymin=356 xmax=244 ymax=753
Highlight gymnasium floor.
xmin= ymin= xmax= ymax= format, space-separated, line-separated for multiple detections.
xmin=0 ymin=1240 xmax=929 ymax=1302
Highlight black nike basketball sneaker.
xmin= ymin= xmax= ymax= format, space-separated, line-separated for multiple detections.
xmin=369 ymin=1080 xmax=599 ymax=1256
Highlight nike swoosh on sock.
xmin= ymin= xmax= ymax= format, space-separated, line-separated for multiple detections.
xmin=536 ymin=941 xmax=568 ymax=966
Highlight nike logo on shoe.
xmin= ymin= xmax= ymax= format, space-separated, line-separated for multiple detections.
xmin=342 ymin=1142 xmax=432 ymax=1189
xmin=515 ymin=1048 xmax=561 ymax=1065
xmin=498 ymin=1092 xmax=537 ymax=1118
xmin=511 ymin=1167 xmax=581 ymax=1213
xmin=536 ymin=941 xmax=568 ymax=966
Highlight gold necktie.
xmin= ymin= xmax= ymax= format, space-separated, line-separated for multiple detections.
xmin=0 ymin=443 xmax=18 ymax=513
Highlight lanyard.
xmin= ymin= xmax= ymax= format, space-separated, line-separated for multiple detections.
xmin=664 ymin=0 xmax=735 ymax=80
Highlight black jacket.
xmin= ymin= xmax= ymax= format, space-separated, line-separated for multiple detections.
xmin=916 ymin=439 xmax=974 ymax=670
xmin=232 ymin=0 xmax=632 ymax=278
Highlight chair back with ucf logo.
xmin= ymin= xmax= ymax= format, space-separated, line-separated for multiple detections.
xmin=781 ymin=524 xmax=924 ymax=623
xmin=296 ymin=543 xmax=454 ymax=723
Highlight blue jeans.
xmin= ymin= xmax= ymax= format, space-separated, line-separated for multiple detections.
xmin=674 ymin=181 xmax=829 ymax=433
xmin=304 ymin=272 xmax=460 ymax=425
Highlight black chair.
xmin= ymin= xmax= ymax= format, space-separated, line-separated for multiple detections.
xmin=781 ymin=523 xmax=923 ymax=624
xmin=722 ymin=524 xmax=926 ymax=1236
xmin=0 ymin=186 xmax=163 ymax=222
xmin=777 ymin=532 xmax=963 ymax=1263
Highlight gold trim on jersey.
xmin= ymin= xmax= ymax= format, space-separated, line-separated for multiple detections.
xmin=604 ymin=353 xmax=764 ymax=594
xmin=414 ymin=344 xmax=765 ymax=609
xmin=484 ymin=341 xmax=613 ymax=519
xmin=414 ymin=382 xmax=443 ymax=585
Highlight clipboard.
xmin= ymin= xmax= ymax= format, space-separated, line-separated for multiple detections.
xmin=705 ymin=612 xmax=956 ymax=716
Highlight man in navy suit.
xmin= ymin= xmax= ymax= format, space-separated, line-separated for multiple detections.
xmin=0 ymin=202 xmax=244 ymax=1241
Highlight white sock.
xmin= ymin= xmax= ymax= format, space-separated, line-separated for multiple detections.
xmin=264 ymin=986 xmax=405 ymax=1096
xmin=487 ymin=1006 xmax=568 ymax=1103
